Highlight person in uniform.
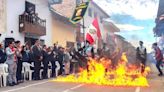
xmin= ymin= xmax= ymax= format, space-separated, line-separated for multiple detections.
xmin=136 ymin=41 xmax=147 ymax=73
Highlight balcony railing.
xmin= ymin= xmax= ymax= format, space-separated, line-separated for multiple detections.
xmin=19 ymin=14 xmax=46 ymax=36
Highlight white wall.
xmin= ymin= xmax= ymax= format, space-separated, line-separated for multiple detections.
xmin=3 ymin=0 xmax=52 ymax=46
xmin=5 ymin=0 xmax=25 ymax=44
xmin=27 ymin=0 xmax=52 ymax=46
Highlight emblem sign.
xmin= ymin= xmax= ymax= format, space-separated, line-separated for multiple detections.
xmin=70 ymin=1 xmax=90 ymax=24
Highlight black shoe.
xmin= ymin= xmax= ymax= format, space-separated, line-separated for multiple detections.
xmin=34 ymin=78 xmax=41 ymax=81
xmin=13 ymin=82 xmax=18 ymax=85
xmin=158 ymin=73 xmax=163 ymax=76
xmin=34 ymin=79 xmax=38 ymax=81
xmin=17 ymin=80 xmax=23 ymax=84
xmin=9 ymin=83 xmax=14 ymax=86
xmin=20 ymin=80 xmax=24 ymax=83
xmin=43 ymin=77 xmax=48 ymax=79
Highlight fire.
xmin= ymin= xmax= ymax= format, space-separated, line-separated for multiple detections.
xmin=53 ymin=53 xmax=150 ymax=87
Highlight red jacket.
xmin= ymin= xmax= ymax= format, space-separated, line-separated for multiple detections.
xmin=155 ymin=47 xmax=163 ymax=61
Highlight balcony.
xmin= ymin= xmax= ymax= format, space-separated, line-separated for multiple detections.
xmin=19 ymin=14 xmax=46 ymax=36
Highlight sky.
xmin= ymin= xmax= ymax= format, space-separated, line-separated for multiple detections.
xmin=93 ymin=0 xmax=159 ymax=52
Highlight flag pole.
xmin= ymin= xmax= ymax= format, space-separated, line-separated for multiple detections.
xmin=83 ymin=17 xmax=85 ymax=45
xmin=82 ymin=0 xmax=86 ymax=46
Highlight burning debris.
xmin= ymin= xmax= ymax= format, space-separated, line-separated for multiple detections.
xmin=53 ymin=53 xmax=150 ymax=87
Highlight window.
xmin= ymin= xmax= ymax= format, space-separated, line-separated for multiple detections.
xmin=100 ymin=16 xmax=103 ymax=23
xmin=88 ymin=8 xmax=92 ymax=17
xmin=94 ymin=12 xmax=97 ymax=18
xmin=66 ymin=41 xmax=74 ymax=48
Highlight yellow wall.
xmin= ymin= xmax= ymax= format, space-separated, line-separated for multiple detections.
xmin=51 ymin=18 xmax=76 ymax=47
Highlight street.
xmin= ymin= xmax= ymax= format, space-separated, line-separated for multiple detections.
xmin=0 ymin=74 xmax=164 ymax=92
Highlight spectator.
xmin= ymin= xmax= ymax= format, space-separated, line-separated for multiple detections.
xmin=5 ymin=41 xmax=17 ymax=86
xmin=70 ymin=48 xmax=79 ymax=74
xmin=15 ymin=41 xmax=23 ymax=83
xmin=42 ymin=45 xmax=49 ymax=79
xmin=32 ymin=40 xmax=43 ymax=80
xmin=21 ymin=45 xmax=30 ymax=63
xmin=64 ymin=48 xmax=71 ymax=75
xmin=152 ymin=43 xmax=163 ymax=76
xmin=22 ymin=11 xmax=28 ymax=21
xmin=53 ymin=43 xmax=58 ymax=52
xmin=50 ymin=45 xmax=58 ymax=77
xmin=35 ymin=13 xmax=39 ymax=23
xmin=58 ymin=47 xmax=65 ymax=75
xmin=29 ymin=45 xmax=35 ymax=64
xmin=0 ymin=43 xmax=6 ymax=64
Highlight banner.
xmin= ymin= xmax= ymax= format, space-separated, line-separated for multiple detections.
xmin=70 ymin=1 xmax=90 ymax=24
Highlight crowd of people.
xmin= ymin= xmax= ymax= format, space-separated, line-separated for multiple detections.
xmin=0 ymin=40 xmax=92 ymax=86
xmin=0 ymin=40 xmax=164 ymax=87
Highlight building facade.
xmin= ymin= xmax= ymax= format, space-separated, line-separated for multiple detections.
xmin=154 ymin=0 xmax=164 ymax=52
xmin=0 ymin=0 xmax=6 ymax=34
xmin=154 ymin=0 xmax=164 ymax=37
xmin=50 ymin=0 xmax=110 ymax=48
xmin=0 ymin=0 xmax=53 ymax=46
xmin=50 ymin=0 xmax=77 ymax=47
xmin=103 ymin=20 xmax=120 ymax=52
xmin=0 ymin=0 xmax=112 ymax=48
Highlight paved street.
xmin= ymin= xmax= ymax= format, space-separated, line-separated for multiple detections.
xmin=0 ymin=74 xmax=164 ymax=92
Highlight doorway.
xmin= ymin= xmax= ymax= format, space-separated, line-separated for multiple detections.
xmin=25 ymin=37 xmax=45 ymax=47
xmin=25 ymin=37 xmax=37 ymax=47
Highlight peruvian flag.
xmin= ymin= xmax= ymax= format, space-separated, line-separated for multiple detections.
xmin=86 ymin=18 xmax=101 ymax=45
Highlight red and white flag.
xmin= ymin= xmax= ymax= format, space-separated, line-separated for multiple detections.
xmin=86 ymin=18 xmax=101 ymax=45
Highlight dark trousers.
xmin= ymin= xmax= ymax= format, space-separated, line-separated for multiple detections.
xmin=51 ymin=61 xmax=56 ymax=77
xmin=70 ymin=60 xmax=78 ymax=74
xmin=138 ymin=58 xmax=146 ymax=73
xmin=43 ymin=61 xmax=48 ymax=79
xmin=70 ymin=62 xmax=73 ymax=73
xmin=141 ymin=60 xmax=146 ymax=73
xmin=34 ymin=61 xmax=41 ymax=80
xmin=58 ymin=61 xmax=63 ymax=75
xmin=156 ymin=60 xmax=163 ymax=75
xmin=16 ymin=58 xmax=22 ymax=81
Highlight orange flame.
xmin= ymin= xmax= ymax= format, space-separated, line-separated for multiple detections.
xmin=53 ymin=53 xmax=150 ymax=87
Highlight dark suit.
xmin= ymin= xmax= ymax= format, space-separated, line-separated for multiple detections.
xmin=21 ymin=50 xmax=30 ymax=63
xmin=32 ymin=45 xmax=42 ymax=80
xmin=58 ymin=50 xmax=64 ymax=75
xmin=50 ymin=50 xmax=57 ymax=77
xmin=42 ymin=50 xmax=50 ymax=79
xmin=0 ymin=49 xmax=6 ymax=63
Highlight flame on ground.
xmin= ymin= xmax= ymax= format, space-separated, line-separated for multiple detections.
xmin=53 ymin=53 xmax=150 ymax=87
